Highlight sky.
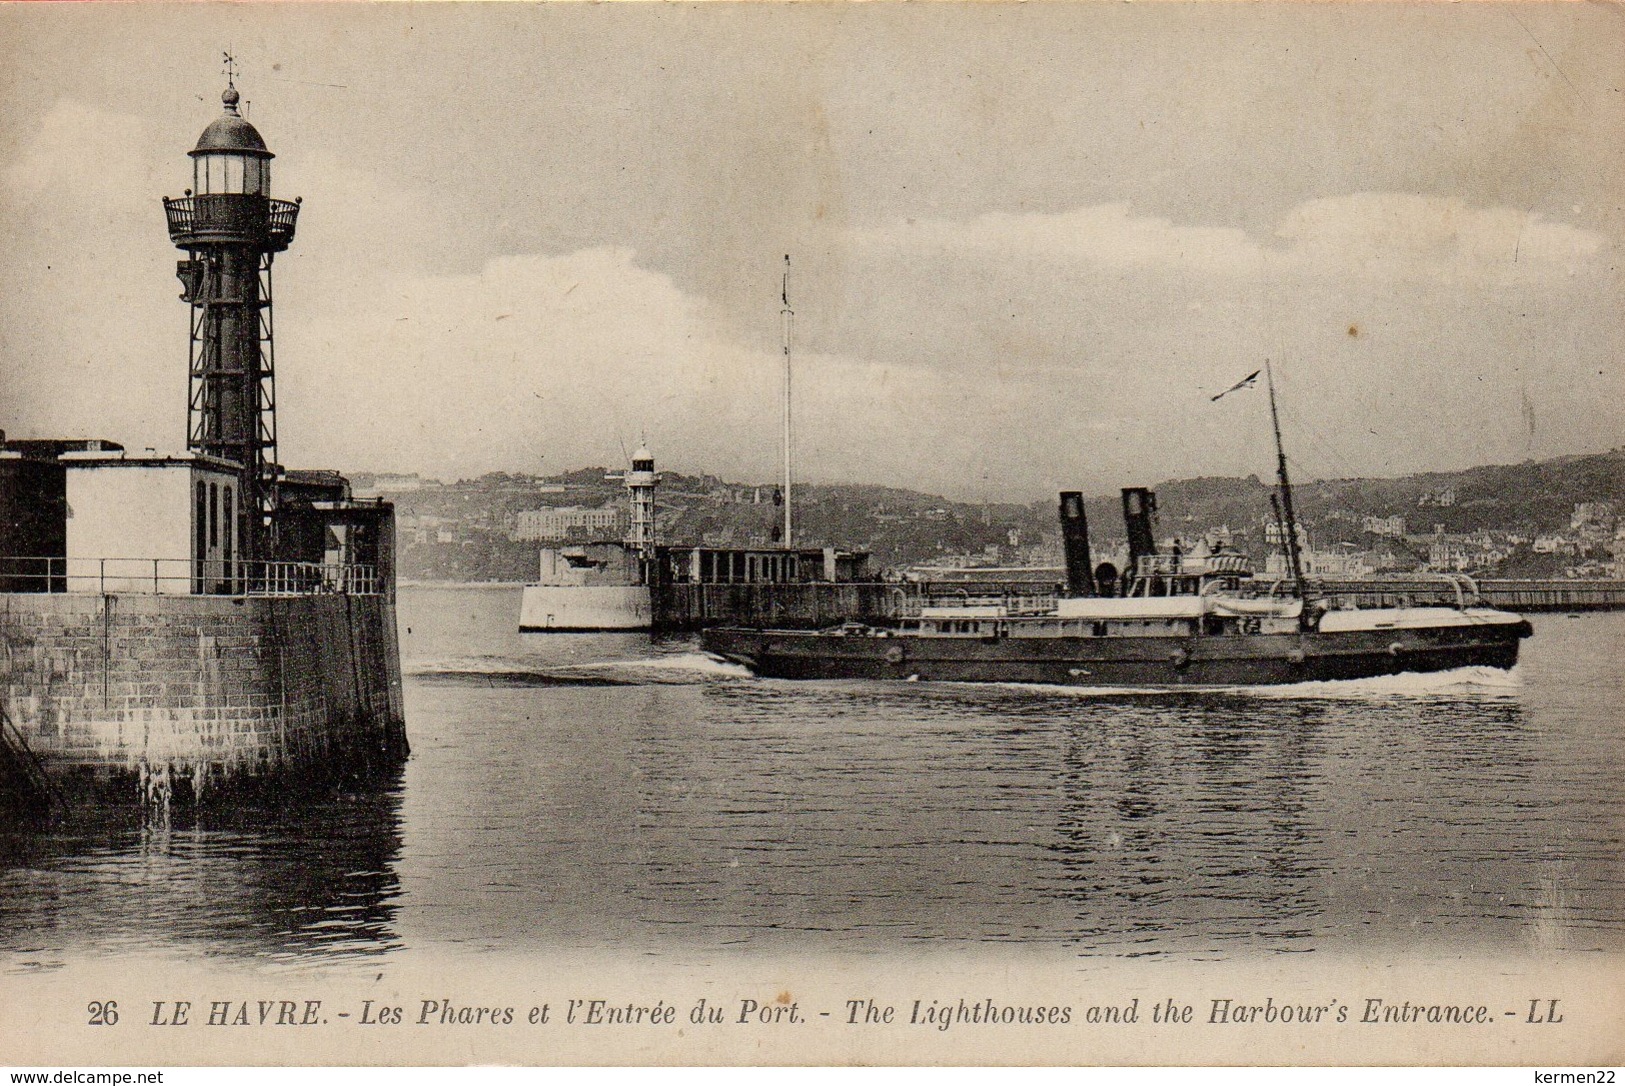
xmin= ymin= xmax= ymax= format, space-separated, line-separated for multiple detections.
xmin=0 ymin=3 xmax=1620 ymax=501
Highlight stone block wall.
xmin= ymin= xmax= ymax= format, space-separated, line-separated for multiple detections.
xmin=0 ymin=592 xmax=406 ymax=801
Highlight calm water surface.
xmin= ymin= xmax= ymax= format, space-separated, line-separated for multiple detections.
xmin=1 ymin=584 xmax=1620 ymax=972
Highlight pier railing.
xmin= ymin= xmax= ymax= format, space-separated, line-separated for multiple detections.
xmin=0 ymin=557 xmax=380 ymax=597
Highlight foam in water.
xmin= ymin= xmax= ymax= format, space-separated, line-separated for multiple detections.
xmin=566 ymin=652 xmax=753 ymax=678
xmin=409 ymin=652 xmax=752 ymax=682
xmin=1245 ymin=665 xmax=1522 ymax=698
xmin=979 ymin=681 xmax=1175 ymax=698
xmin=974 ymin=665 xmax=1523 ymax=700
xmin=404 ymin=655 xmax=526 ymax=676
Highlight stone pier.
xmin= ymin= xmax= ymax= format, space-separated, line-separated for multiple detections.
xmin=0 ymin=591 xmax=406 ymax=804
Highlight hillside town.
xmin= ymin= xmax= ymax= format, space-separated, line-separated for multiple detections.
xmin=351 ymin=448 xmax=1625 ymax=584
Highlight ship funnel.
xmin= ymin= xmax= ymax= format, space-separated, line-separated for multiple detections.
xmin=1058 ymin=491 xmax=1095 ymax=597
xmin=1121 ymin=487 xmax=1159 ymax=581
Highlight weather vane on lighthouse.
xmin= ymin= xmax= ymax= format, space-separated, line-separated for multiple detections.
xmin=162 ymin=62 xmax=301 ymax=562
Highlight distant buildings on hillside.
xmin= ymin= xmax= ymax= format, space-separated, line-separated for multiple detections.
xmin=1294 ymin=501 xmax=1623 ymax=578
xmin=512 ymin=504 xmax=626 ymax=542
xmin=1417 ymin=487 xmax=1457 ymax=508
xmin=360 ymin=467 xmax=1623 ymax=582
xmin=350 ymin=472 xmax=440 ymax=493
xmin=1572 ymin=501 xmax=1616 ymax=533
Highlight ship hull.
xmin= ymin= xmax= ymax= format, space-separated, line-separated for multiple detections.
xmin=702 ymin=617 xmax=1532 ymax=686
xmin=519 ymin=584 xmax=652 ymax=631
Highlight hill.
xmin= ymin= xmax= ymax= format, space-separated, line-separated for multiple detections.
xmin=351 ymin=447 xmax=1624 ymax=580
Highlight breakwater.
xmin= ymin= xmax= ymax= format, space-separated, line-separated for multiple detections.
xmin=1316 ymin=579 xmax=1625 ymax=613
xmin=651 ymin=582 xmax=903 ymax=632
xmin=0 ymin=591 xmax=406 ymax=804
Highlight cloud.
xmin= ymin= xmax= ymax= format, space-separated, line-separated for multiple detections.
xmin=276 ymin=243 xmax=1190 ymax=495
xmin=1 ymin=99 xmax=1617 ymax=501
xmin=852 ymin=203 xmax=1260 ymax=275
xmin=281 ymin=247 xmax=812 ymax=481
xmin=0 ymin=101 xmax=178 ymax=446
xmin=276 ymin=151 xmax=441 ymax=278
xmin=1274 ymin=194 xmax=1605 ymax=283
xmin=3 ymin=100 xmax=164 ymax=205
xmin=851 ymin=194 xmax=1609 ymax=286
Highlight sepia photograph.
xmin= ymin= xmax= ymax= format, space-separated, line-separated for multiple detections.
xmin=0 ymin=0 xmax=1621 ymax=1069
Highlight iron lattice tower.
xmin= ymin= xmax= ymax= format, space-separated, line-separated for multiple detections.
xmin=162 ymin=69 xmax=300 ymax=561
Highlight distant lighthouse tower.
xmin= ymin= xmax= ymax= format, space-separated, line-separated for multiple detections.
xmin=624 ymin=443 xmax=660 ymax=569
xmin=162 ymin=59 xmax=300 ymax=561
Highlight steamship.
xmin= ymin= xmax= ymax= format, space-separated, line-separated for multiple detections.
xmin=702 ymin=369 xmax=1532 ymax=687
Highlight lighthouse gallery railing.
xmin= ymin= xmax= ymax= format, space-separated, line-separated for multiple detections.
xmin=162 ymin=196 xmax=300 ymax=247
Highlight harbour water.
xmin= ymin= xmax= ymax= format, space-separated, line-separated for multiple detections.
xmin=1 ymin=584 xmax=1621 ymax=974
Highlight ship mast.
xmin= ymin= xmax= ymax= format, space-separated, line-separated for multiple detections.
xmin=780 ymin=253 xmax=794 ymax=549
xmin=1265 ymin=360 xmax=1308 ymax=607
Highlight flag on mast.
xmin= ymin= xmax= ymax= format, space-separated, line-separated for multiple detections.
xmin=1210 ymin=369 xmax=1261 ymax=401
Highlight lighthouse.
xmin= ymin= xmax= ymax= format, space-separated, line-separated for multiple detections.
xmin=162 ymin=66 xmax=300 ymax=562
xmin=624 ymin=443 xmax=660 ymax=569
xmin=0 ymin=64 xmax=406 ymax=805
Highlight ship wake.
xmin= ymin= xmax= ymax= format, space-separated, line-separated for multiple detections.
xmin=561 ymin=653 xmax=754 ymax=679
xmin=976 ymin=665 xmax=1522 ymax=700
xmin=406 ymin=652 xmax=751 ymax=685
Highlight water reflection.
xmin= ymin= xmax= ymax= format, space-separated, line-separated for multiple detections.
xmin=0 ymin=768 xmax=406 ymax=971
xmin=1033 ymin=698 xmax=1313 ymax=954
xmin=690 ymin=680 xmax=1549 ymax=956
xmin=0 ymin=589 xmax=1618 ymax=968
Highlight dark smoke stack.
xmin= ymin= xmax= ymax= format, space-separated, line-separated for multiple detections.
xmin=1058 ymin=491 xmax=1094 ymax=597
xmin=1121 ymin=487 xmax=1159 ymax=581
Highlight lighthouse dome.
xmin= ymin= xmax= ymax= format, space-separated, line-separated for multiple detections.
xmin=191 ymin=87 xmax=274 ymax=159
